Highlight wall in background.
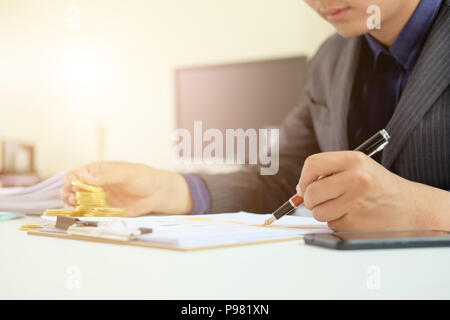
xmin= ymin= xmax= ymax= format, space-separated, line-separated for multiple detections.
xmin=0 ymin=0 xmax=335 ymax=178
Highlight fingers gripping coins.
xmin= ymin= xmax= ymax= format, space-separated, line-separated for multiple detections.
xmin=43 ymin=179 xmax=126 ymax=218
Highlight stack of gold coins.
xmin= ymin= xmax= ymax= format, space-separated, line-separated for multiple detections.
xmin=43 ymin=179 xmax=126 ymax=217
xmin=75 ymin=191 xmax=109 ymax=215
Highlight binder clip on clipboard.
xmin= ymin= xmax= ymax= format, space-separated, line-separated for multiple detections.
xmin=55 ymin=216 xmax=153 ymax=241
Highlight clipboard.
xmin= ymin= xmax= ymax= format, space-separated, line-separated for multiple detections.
xmin=28 ymin=229 xmax=303 ymax=251
xmin=29 ymin=212 xmax=328 ymax=251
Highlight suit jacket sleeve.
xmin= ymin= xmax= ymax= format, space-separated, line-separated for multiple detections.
xmin=196 ymin=53 xmax=325 ymax=214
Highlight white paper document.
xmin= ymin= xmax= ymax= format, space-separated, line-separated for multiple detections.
xmin=41 ymin=212 xmax=331 ymax=250
xmin=0 ymin=172 xmax=66 ymax=215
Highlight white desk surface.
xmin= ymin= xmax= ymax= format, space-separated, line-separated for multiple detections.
xmin=1 ymin=216 xmax=449 ymax=299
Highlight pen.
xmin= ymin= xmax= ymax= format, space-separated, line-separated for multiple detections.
xmin=263 ymin=129 xmax=391 ymax=225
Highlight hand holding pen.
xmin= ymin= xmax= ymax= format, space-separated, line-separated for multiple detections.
xmin=264 ymin=129 xmax=390 ymax=226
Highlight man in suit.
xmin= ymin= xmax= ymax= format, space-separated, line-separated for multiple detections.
xmin=61 ymin=0 xmax=450 ymax=231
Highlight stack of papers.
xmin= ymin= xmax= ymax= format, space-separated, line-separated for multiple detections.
xmin=0 ymin=172 xmax=66 ymax=215
xmin=40 ymin=212 xmax=331 ymax=250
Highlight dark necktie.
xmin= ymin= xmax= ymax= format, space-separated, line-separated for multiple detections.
xmin=348 ymin=50 xmax=404 ymax=163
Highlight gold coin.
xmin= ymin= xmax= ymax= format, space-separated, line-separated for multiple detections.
xmin=81 ymin=213 xmax=95 ymax=217
xmin=89 ymin=207 xmax=126 ymax=217
xmin=76 ymin=192 xmax=107 ymax=197
xmin=72 ymin=179 xmax=104 ymax=193
xmin=19 ymin=223 xmax=42 ymax=231
xmin=76 ymin=195 xmax=105 ymax=198
xmin=43 ymin=209 xmax=78 ymax=217
xmin=92 ymin=207 xmax=126 ymax=213
xmin=76 ymin=195 xmax=107 ymax=199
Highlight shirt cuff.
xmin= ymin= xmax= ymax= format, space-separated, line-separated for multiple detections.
xmin=181 ymin=174 xmax=211 ymax=215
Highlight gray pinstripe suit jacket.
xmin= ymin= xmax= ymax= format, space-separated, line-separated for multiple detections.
xmin=199 ymin=0 xmax=450 ymax=213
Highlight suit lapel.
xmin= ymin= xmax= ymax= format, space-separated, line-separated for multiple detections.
xmin=331 ymin=37 xmax=361 ymax=151
xmin=382 ymin=2 xmax=450 ymax=169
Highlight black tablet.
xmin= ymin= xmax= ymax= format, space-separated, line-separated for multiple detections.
xmin=304 ymin=230 xmax=450 ymax=250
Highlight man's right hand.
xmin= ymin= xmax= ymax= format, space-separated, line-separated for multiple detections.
xmin=61 ymin=161 xmax=193 ymax=217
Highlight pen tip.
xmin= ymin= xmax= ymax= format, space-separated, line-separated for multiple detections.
xmin=264 ymin=216 xmax=276 ymax=226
